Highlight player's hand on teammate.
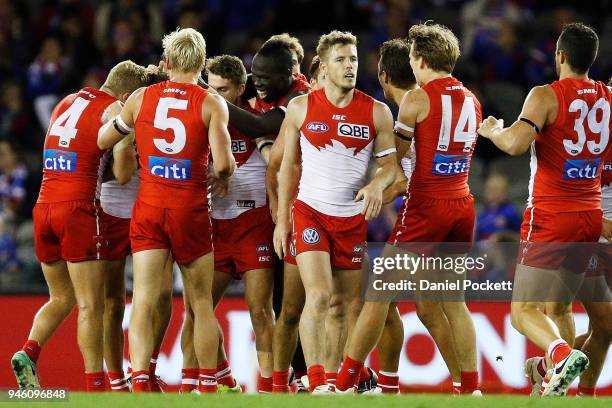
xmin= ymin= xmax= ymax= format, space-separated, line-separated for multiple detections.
xmin=602 ymin=217 xmax=612 ymax=243
xmin=355 ymin=183 xmax=384 ymax=221
xmin=208 ymin=175 xmax=229 ymax=198
xmin=273 ymin=221 xmax=290 ymax=258
xmin=478 ymin=116 xmax=504 ymax=139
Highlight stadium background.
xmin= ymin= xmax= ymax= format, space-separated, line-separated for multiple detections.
xmin=0 ymin=0 xmax=610 ymax=394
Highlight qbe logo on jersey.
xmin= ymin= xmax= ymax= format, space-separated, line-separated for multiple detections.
xmin=432 ymin=154 xmax=469 ymax=176
xmin=563 ymin=158 xmax=600 ymax=180
xmin=232 ymin=140 xmax=248 ymax=153
xmin=338 ymin=122 xmax=370 ymax=140
xmin=149 ymin=156 xmax=191 ymax=181
xmin=43 ymin=149 xmax=77 ymax=172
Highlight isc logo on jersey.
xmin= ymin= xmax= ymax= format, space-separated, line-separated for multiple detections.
xmin=432 ymin=154 xmax=469 ymax=176
xmin=338 ymin=122 xmax=370 ymax=140
xmin=43 ymin=149 xmax=77 ymax=172
xmin=563 ymin=158 xmax=600 ymax=180
xmin=232 ymin=140 xmax=247 ymax=153
xmin=149 ymin=156 xmax=191 ymax=181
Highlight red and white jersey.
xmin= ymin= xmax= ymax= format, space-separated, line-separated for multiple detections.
xmin=38 ymin=87 xmax=116 ymax=203
xmin=253 ymin=73 xmax=310 ymax=113
xmin=100 ymin=170 xmax=140 ymax=219
xmin=409 ymin=76 xmax=481 ymax=199
xmin=601 ymin=145 xmax=612 ymax=219
xmin=134 ymin=81 xmax=210 ymax=209
xmin=528 ymin=78 xmax=611 ymax=213
xmin=211 ymin=121 xmax=267 ymax=219
xmin=297 ymin=88 xmax=376 ymax=216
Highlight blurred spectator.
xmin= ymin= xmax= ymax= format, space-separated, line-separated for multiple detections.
xmin=471 ymin=20 xmax=526 ymax=82
xmin=0 ymin=213 xmax=21 ymax=280
xmin=476 ymin=173 xmax=521 ymax=241
xmin=0 ymin=141 xmax=27 ymax=222
xmin=0 ymin=83 xmax=34 ymax=148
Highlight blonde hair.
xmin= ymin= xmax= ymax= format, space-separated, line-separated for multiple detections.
xmin=103 ymin=60 xmax=148 ymax=95
xmin=316 ymin=30 xmax=357 ymax=61
xmin=408 ymin=23 xmax=460 ymax=73
xmin=162 ymin=27 xmax=207 ymax=74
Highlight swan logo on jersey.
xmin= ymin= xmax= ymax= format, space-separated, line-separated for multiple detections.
xmin=563 ymin=158 xmax=600 ymax=180
xmin=302 ymin=227 xmax=320 ymax=245
xmin=432 ymin=154 xmax=469 ymax=175
xmin=338 ymin=122 xmax=370 ymax=140
xmin=43 ymin=149 xmax=77 ymax=172
xmin=149 ymin=156 xmax=191 ymax=181
xmin=232 ymin=140 xmax=247 ymax=153
xmin=306 ymin=122 xmax=329 ymax=133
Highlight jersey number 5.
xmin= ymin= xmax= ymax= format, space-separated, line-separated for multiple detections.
xmin=154 ymin=97 xmax=188 ymax=154
xmin=564 ymin=98 xmax=610 ymax=156
xmin=49 ymin=96 xmax=91 ymax=148
xmin=437 ymin=95 xmax=477 ymax=153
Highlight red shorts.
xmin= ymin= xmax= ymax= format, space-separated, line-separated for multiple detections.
xmin=212 ymin=206 xmax=274 ymax=276
xmin=33 ymin=200 xmax=105 ymax=263
xmin=388 ymin=194 xmax=474 ymax=254
xmin=130 ymin=200 xmax=213 ymax=264
xmin=291 ymin=200 xmax=366 ymax=270
xmin=519 ymin=207 xmax=602 ymax=270
xmin=101 ymin=211 xmax=131 ymax=261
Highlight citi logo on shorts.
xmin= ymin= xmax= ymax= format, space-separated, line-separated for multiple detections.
xmin=43 ymin=149 xmax=77 ymax=172
xmin=302 ymin=227 xmax=320 ymax=245
xmin=306 ymin=122 xmax=329 ymax=133
xmin=149 ymin=156 xmax=191 ymax=181
xmin=338 ymin=122 xmax=370 ymax=140
xmin=563 ymin=158 xmax=600 ymax=180
xmin=432 ymin=154 xmax=469 ymax=176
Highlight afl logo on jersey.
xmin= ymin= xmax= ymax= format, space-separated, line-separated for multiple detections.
xmin=306 ymin=122 xmax=329 ymax=133
xmin=338 ymin=122 xmax=370 ymax=140
xmin=302 ymin=227 xmax=320 ymax=245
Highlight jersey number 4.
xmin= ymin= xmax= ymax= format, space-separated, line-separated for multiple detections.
xmin=49 ymin=96 xmax=91 ymax=148
xmin=564 ymin=98 xmax=610 ymax=156
xmin=437 ymin=95 xmax=477 ymax=153
xmin=154 ymin=97 xmax=188 ymax=154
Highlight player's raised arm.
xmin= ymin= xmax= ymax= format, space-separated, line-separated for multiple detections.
xmin=355 ymin=101 xmax=398 ymax=220
xmin=273 ymin=95 xmax=306 ymax=257
xmin=478 ymin=85 xmax=555 ymax=156
xmin=98 ymin=87 xmax=144 ymax=149
xmin=205 ymin=93 xmax=235 ymax=179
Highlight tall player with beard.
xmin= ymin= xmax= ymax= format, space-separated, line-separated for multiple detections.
xmin=479 ymin=23 xmax=611 ymax=396
xmin=98 ymin=28 xmax=235 ymax=392
xmin=11 ymin=61 xmax=149 ymax=391
xmin=274 ymin=31 xmax=398 ymax=393
xmin=335 ymin=24 xmax=482 ymax=395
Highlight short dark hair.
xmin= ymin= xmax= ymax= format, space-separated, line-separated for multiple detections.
xmin=379 ymin=39 xmax=415 ymax=89
xmin=265 ymin=33 xmax=304 ymax=64
xmin=255 ymin=39 xmax=293 ymax=74
xmin=206 ymin=55 xmax=247 ymax=85
xmin=557 ymin=23 xmax=599 ymax=75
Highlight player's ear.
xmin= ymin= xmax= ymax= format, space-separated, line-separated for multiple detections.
xmin=120 ymin=92 xmax=130 ymax=103
xmin=237 ymin=83 xmax=246 ymax=97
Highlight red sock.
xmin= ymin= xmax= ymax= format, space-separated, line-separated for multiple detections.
xmin=149 ymin=349 xmax=159 ymax=376
xmin=306 ymin=365 xmax=326 ymax=392
xmin=536 ymin=357 xmax=547 ymax=377
xmin=85 ymin=372 xmax=105 ymax=392
xmin=258 ymin=375 xmax=273 ymax=393
xmin=548 ymin=340 xmax=572 ymax=366
xmin=216 ymin=360 xmax=237 ymax=388
xmin=326 ymin=372 xmax=337 ymax=391
xmin=272 ymin=370 xmax=290 ymax=393
xmin=22 ymin=340 xmax=41 ymax=363
xmin=198 ymin=369 xmax=218 ymax=393
xmin=460 ymin=371 xmax=479 ymax=394
xmin=577 ymin=385 xmax=595 ymax=396
xmin=336 ymin=356 xmax=363 ymax=392
xmin=180 ymin=368 xmax=199 ymax=393
xmin=132 ymin=370 xmax=150 ymax=392
xmin=358 ymin=366 xmax=371 ymax=382
xmin=378 ymin=371 xmax=399 ymax=394
xmin=108 ymin=371 xmax=128 ymax=392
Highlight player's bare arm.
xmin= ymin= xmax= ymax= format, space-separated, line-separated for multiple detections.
xmin=97 ymin=87 xmax=145 ymax=149
xmin=478 ymin=85 xmax=556 ymax=156
xmin=205 ymin=93 xmax=235 ymax=179
xmin=111 ymin=133 xmax=137 ymax=185
xmin=273 ymin=95 xmax=307 ymax=257
xmin=356 ymin=101 xmax=398 ymax=220
xmin=266 ymin=118 xmax=288 ymax=223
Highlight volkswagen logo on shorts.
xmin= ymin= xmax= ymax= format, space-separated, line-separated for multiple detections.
xmin=302 ymin=228 xmax=320 ymax=245
xmin=289 ymin=241 xmax=297 ymax=257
